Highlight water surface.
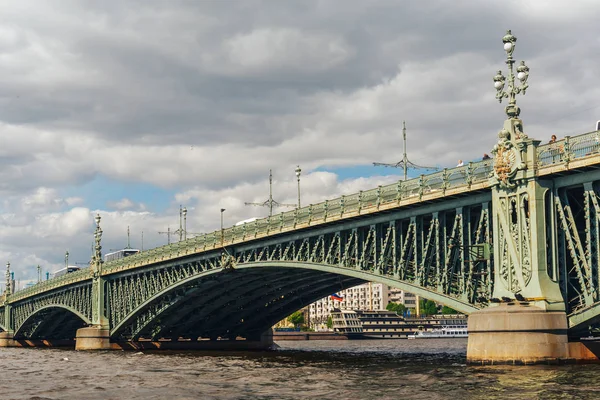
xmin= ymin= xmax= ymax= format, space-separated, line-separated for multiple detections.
xmin=0 ymin=339 xmax=598 ymax=399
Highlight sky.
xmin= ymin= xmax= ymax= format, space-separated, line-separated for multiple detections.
xmin=1 ymin=0 xmax=600 ymax=286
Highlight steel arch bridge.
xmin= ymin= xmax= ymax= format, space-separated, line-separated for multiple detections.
xmin=1 ymin=130 xmax=600 ymax=345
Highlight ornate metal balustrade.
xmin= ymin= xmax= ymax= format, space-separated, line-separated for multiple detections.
xmin=553 ymin=179 xmax=600 ymax=316
xmin=537 ymin=130 xmax=600 ymax=167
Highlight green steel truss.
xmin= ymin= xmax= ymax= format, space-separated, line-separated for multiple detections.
xmin=552 ymin=172 xmax=600 ymax=333
xmin=0 ymin=129 xmax=598 ymax=342
xmin=12 ymin=283 xmax=92 ymax=339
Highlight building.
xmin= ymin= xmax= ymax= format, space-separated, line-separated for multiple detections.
xmin=388 ymin=287 xmax=417 ymax=308
xmin=308 ymin=283 xmax=417 ymax=327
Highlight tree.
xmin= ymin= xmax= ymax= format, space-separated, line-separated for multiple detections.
xmin=420 ymin=299 xmax=438 ymax=316
xmin=326 ymin=315 xmax=333 ymax=329
xmin=287 ymin=311 xmax=304 ymax=328
xmin=441 ymin=306 xmax=458 ymax=314
xmin=386 ymin=302 xmax=407 ymax=315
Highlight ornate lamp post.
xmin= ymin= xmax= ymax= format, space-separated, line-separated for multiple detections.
xmin=493 ymin=30 xmax=530 ymax=119
xmin=295 ymin=165 xmax=302 ymax=208
xmin=220 ymin=208 xmax=226 ymax=247
xmin=75 ymin=213 xmax=110 ymax=350
xmin=468 ymin=30 xmax=567 ymax=365
xmin=490 ymin=30 xmax=532 ymax=188
xmin=182 ymin=206 xmax=187 ymax=241
xmin=5 ymin=262 xmax=11 ymax=296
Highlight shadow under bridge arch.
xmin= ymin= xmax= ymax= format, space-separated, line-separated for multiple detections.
xmin=14 ymin=304 xmax=91 ymax=340
xmin=242 ymin=261 xmax=481 ymax=315
xmin=110 ymin=264 xmax=365 ymax=341
xmin=111 ymin=261 xmax=478 ymax=342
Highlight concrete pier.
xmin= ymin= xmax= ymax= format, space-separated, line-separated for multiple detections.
xmin=0 ymin=332 xmax=16 ymax=347
xmin=75 ymin=327 xmax=111 ymax=350
xmin=467 ymin=303 xmax=600 ymax=364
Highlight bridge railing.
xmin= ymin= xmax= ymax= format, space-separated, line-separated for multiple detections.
xmin=537 ymin=130 xmax=600 ymax=167
xmin=8 ymin=267 xmax=91 ymax=302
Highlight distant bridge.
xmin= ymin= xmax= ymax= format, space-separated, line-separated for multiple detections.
xmin=1 ymin=130 xmax=599 ymax=346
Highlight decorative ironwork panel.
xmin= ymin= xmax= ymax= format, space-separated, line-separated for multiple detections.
xmin=555 ymin=183 xmax=600 ymax=314
xmin=12 ymin=283 xmax=92 ymax=333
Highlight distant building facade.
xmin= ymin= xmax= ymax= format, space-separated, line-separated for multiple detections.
xmin=389 ymin=288 xmax=417 ymax=308
xmin=308 ymin=283 xmax=417 ymax=327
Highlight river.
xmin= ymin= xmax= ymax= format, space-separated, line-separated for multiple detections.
xmin=1 ymin=339 xmax=599 ymax=399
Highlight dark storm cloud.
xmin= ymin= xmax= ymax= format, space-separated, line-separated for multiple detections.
xmin=1 ymin=0 xmax=600 ymax=190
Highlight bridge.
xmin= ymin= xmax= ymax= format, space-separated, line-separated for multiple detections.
xmin=0 ymin=127 xmax=599 ymax=353
xmin=2 ymin=30 xmax=600 ymax=363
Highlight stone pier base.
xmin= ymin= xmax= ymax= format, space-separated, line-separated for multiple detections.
xmin=466 ymin=303 xmax=596 ymax=364
xmin=75 ymin=327 xmax=111 ymax=350
xmin=0 ymin=332 xmax=17 ymax=347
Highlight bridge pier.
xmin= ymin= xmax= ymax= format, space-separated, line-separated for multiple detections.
xmin=0 ymin=332 xmax=16 ymax=347
xmin=467 ymin=303 xmax=569 ymax=364
xmin=467 ymin=303 xmax=600 ymax=364
xmin=75 ymin=327 xmax=111 ymax=350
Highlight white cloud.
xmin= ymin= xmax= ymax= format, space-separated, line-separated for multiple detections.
xmin=107 ymin=198 xmax=139 ymax=211
xmin=222 ymin=28 xmax=353 ymax=73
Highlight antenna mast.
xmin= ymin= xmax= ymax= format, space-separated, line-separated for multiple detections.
xmin=245 ymin=169 xmax=296 ymax=216
xmin=373 ymin=121 xmax=438 ymax=180
xmin=158 ymin=226 xmax=177 ymax=245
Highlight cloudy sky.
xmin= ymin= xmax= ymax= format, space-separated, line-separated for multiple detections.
xmin=1 ymin=0 xmax=599 ymax=286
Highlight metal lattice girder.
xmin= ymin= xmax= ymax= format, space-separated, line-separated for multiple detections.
xmin=11 ymin=283 xmax=92 ymax=336
xmin=555 ymin=188 xmax=595 ymax=310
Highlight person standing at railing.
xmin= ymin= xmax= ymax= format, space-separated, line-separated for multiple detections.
xmin=456 ymin=160 xmax=464 ymax=167
xmin=482 ymin=154 xmax=491 ymax=160
xmin=549 ymin=134 xmax=563 ymax=163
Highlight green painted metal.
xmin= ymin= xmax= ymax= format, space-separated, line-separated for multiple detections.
xmin=14 ymin=304 xmax=92 ymax=338
xmin=488 ymin=29 xmax=565 ymax=311
xmin=0 ymin=113 xmax=598 ymax=341
xmin=90 ymin=214 xmax=109 ymax=329
xmin=11 ymin=283 xmax=92 ymax=334
xmin=109 ymin=261 xmax=478 ymax=340
xmin=243 ymin=262 xmax=479 ymax=313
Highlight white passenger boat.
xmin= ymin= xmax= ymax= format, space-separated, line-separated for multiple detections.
xmin=407 ymin=325 xmax=468 ymax=339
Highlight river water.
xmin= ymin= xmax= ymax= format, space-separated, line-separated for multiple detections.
xmin=1 ymin=339 xmax=599 ymax=399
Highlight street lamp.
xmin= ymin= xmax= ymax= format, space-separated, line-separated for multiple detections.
xmin=220 ymin=208 xmax=226 ymax=247
xmin=493 ymin=30 xmax=530 ymax=118
xmin=295 ymin=165 xmax=302 ymax=208
xmin=182 ymin=206 xmax=187 ymax=241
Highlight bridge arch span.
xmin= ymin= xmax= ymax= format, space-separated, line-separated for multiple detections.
xmin=243 ymin=262 xmax=481 ymax=314
xmin=14 ymin=304 xmax=91 ymax=340
xmin=112 ymin=261 xmax=479 ymax=342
